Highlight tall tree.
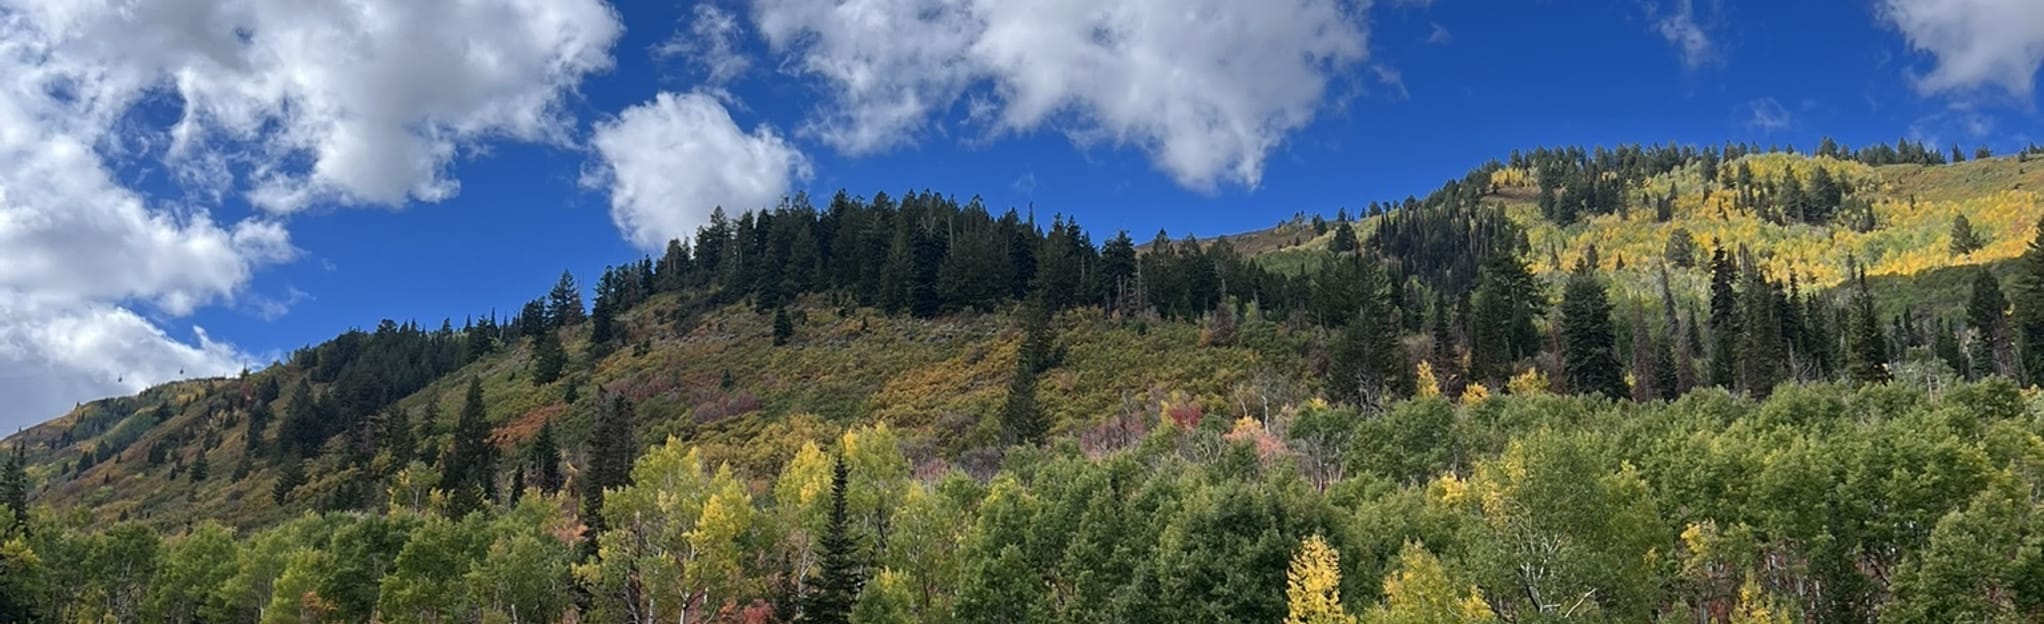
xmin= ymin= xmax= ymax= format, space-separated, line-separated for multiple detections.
xmin=2015 ymin=217 xmax=2044 ymax=385
xmin=530 ymin=329 xmax=565 ymax=386
xmin=1845 ymin=266 xmax=1891 ymax=384
xmin=547 ymin=270 xmax=585 ymax=328
xmin=1736 ymin=254 xmax=1784 ymax=397
xmin=440 ymin=378 xmax=497 ymax=515
xmin=1967 ymin=267 xmax=2010 ymax=379
xmin=1706 ymin=245 xmax=1742 ymax=388
xmin=803 ymin=456 xmax=865 ymax=624
xmin=1560 ymin=262 xmax=1627 ymax=399
xmin=1950 ymin=214 xmax=1985 ymax=256
xmin=1327 ymin=255 xmax=1404 ymax=404
xmin=582 ymin=391 xmax=637 ymax=527
xmin=1327 ymin=222 xmax=1358 ymax=253
xmin=524 ymin=420 xmax=564 ymax=495
xmin=1468 ymin=253 xmax=1544 ymax=386
xmin=1 ymin=446 xmax=27 ymax=529
xmin=1284 ymin=535 xmax=1356 ymax=624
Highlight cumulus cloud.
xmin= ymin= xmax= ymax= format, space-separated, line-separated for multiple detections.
xmin=1879 ymin=0 xmax=2044 ymax=98
xmin=657 ymin=4 xmax=753 ymax=91
xmin=587 ymin=92 xmax=812 ymax=251
xmin=752 ymin=0 xmax=1369 ymax=191
xmin=0 ymin=0 xmax=623 ymax=428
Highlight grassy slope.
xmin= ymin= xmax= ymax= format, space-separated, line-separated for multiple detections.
xmin=9 ymin=293 xmax=1312 ymax=529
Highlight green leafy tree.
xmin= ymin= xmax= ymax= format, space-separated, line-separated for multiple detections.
xmin=145 ymin=522 xmax=239 ymax=623
xmin=850 ymin=569 xmax=916 ymax=624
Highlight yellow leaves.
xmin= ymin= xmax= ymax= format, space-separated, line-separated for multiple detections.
xmin=1490 ymin=167 xmax=1532 ymax=188
xmin=1507 ymin=369 xmax=1549 ymax=396
xmin=1416 ymin=361 xmax=1442 ymax=399
xmin=1730 ymin=577 xmax=1794 ymax=624
xmin=1430 ymin=472 xmax=1469 ymax=506
xmin=1285 ymin=534 xmax=1356 ymax=624
xmin=1371 ymin=542 xmax=1496 ymax=624
xmin=1460 ymin=383 xmax=1491 ymax=405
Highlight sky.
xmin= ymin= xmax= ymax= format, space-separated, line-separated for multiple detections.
xmin=1 ymin=0 xmax=2041 ymax=431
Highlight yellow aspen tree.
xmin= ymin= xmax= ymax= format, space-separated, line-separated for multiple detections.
xmin=1285 ymin=534 xmax=1357 ymax=624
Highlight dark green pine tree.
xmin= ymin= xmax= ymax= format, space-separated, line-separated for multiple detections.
xmin=773 ymin=307 xmax=795 ymax=346
xmin=272 ymin=455 xmax=305 ymax=505
xmin=999 ymin=299 xmax=1053 ymax=445
xmin=1736 ymin=255 xmax=1784 ymax=397
xmin=1 ymin=445 xmax=27 ymax=529
xmin=1428 ymin=295 xmax=1465 ymax=398
xmin=547 ymin=270 xmax=586 ymax=328
xmin=2018 ymin=217 xmax=2044 ymax=384
xmin=188 ymin=451 xmax=208 ymax=483
xmin=1467 ymin=253 xmax=1544 ymax=386
xmin=1950 ymin=214 xmax=1985 ymax=255
xmin=1327 ymin=222 xmax=1358 ymax=253
xmin=802 ymin=456 xmax=864 ymax=624
xmin=1706 ymin=245 xmax=1742 ymax=388
xmin=1327 ymin=255 xmax=1405 ymax=404
xmin=530 ymin=328 xmax=565 ymax=386
xmin=582 ymin=392 xmax=637 ymax=528
xmin=1845 ymin=266 xmax=1891 ymax=384
xmin=1968 ymin=267 xmax=2010 ymax=379
xmin=440 ymin=378 xmax=497 ymax=516
xmin=524 ymin=420 xmax=564 ymax=495
xmin=1559 ymin=262 xmax=1627 ymax=400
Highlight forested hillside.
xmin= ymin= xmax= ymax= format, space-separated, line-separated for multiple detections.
xmin=6 ymin=139 xmax=2044 ymax=622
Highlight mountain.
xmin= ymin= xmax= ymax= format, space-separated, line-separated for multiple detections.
xmin=11 ymin=141 xmax=2044 ymax=529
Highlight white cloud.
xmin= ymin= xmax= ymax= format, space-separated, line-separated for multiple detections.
xmin=1651 ymin=0 xmax=1718 ymax=69
xmin=657 ymin=4 xmax=753 ymax=91
xmin=0 ymin=0 xmax=623 ymax=429
xmin=1427 ymin=23 xmax=1453 ymax=45
xmin=1740 ymin=98 xmax=1793 ymax=131
xmin=587 ymin=92 xmax=812 ymax=251
xmin=1879 ymin=0 xmax=2044 ymax=98
xmin=752 ymin=0 xmax=1369 ymax=191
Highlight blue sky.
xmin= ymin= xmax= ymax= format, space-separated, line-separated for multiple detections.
xmin=1 ymin=0 xmax=2040 ymax=429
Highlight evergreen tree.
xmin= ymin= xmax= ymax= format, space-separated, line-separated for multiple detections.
xmin=1664 ymin=228 xmax=1699 ymax=269
xmin=1950 ymin=214 xmax=1985 ymax=255
xmin=547 ymin=270 xmax=585 ymax=328
xmin=774 ymin=307 xmax=795 ymax=346
xmin=803 ymin=456 xmax=864 ymax=624
xmin=1706 ymin=245 xmax=1741 ymax=388
xmin=530 ymin=329 xmax=565 ymax=386
xmin=440 ymin=378 xmax=497 ymax=515
xmin=187 ymin=452 xmax=207 ymax=483
xmin=1428 ymin=296 xmax=1464 ymax=398
xmin=1559 ymin=263 xmax=1627 ymax=399
xmin=1967 ymin=267 xmax=2009 ymax=379
xmin=1327 ymin=256 xmax=1404 ymax=404
xmin=1327 ymin=222 xmax=1358 ymax=253
xmin=1845 ymin=267 xmax=1891 ymax=383
xmin=1 ymin=446 xmax=27 ymax=528
xmin=524 ymin=420 xmax=564 ymax=495
xmin=1468 ymin=254 xmax=1544 ymax=386
xmin=2016 ymin=217 xmax=2044 ymax=384
xmin=1736 ymin=254 xmax=1784 ymax=396
xmin=272 ymin=455 xmax=305 ymax=504
xmin=582 ymin=391 xmax=637 ymax=527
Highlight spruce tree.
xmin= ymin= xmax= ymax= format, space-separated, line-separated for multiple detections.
xmin=773 ymin=307 xmax=795 ymax=346
xmin=803 ymin=456 xmax=864 ymax=624
xmin=1736 ymin=254 xmax=1784 ymax=396
xmin=272 ymin=455 xmax=305 ymax=505
xmin=582 ymin=392 xmax=637 ymax=527
xmin=1968 ymin=267 xmax=2009 ymax=379
xmin=2015 ymin=216 xmax=2044 ymax=384
xmin=1467 ymin=253 xmax=1543 ymax=386
xmin=1559 ymin=263 xmax=1627 ymax=399
xmin=547 ymin=270 xmax=585 ymax=328
xmin=525 ymin=420 xmax=564 ymax=495
xmin=1706 ymin=245 xmax=1741 ymax=388
xmin=440 ymin=378 xmax=497 ymax=515
xmin=1 ymin=446 xmax=27 ymax=528
xmin=1327 ymin=255 xmax=1404 ymax=404
xmin=1327 ymin=222 xmax=1358 ymax=253
xmin=1845 ymin=267 xmax=1891 ymax=383
xmin=530 ymin=329 xmax=565 ymax=386
xmin=1950 ymin=214 xmax=1985 ymax=255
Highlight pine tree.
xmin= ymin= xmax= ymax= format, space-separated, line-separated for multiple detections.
xmin=999 ymin=354 xmax=1047 ymax=446
xmin=525 ymin=420 xmax=564 ymax=495
xmin=1 ymin=446 xmax=27 ymax=529
xmin=1327 ymin=255 xmax=1404 ymax=404
xmin=547 ymin=270 xmax=585 ymax=328
xmin=1968 ymin=267 xmax=2009 ymax=379
xmin=1428 ymin=296 xmax=1464 ymax=398
xmin=1284 ymin=534 xmax=1356 ymax=624
xmin=582 ymin=391 xmax=636 ymax=527
xmin=1560 ymin=263 xmax=1627 ymax=399
xmin=1845 ymin=267 xmax=1891 ymax=384
xmin=803 ymin=456 xmax=864 ymax=624
xmin=440 ymin=378 xmax=497 ymax=515
xmin=530 ymin=329 xmax=565 ymax=386
xmin=1328 ymin=222 xmax=1358 ymax=253
xmin=2018 ymin=217 xmax=2044 ymax=384
xmin=272 ymin=455 xmax=305 ymax=505
xmin=1707 ymin=245 xmax=1741 ymax=388
xmin=1736 ymin=254 xmax=1784 ymax=397
xmin=1950 ymin=214 xmax=1985 ymax=256
xmin=1468 ymin=254 xmax=1543 ymax=386
xmin=774 ymin=307 xmax=795 ymax=346
xmin=188 ymin=452 xmax=208 ymax=483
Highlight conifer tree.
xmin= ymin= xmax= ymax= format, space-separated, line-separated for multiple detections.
xmin=1468 ymin=254 xmax=1543 ymax=386
xmin=774 ymin=307 xmax=795 ymax=346
xmin=1736 ymin=254 xmax=1784 ymax=396
xmin=1429 ymin=296 xmax=1464 ymax=398
xmin=1967 ymin=267 xmax=2009 ymax=379
xmin=1845 ymin=266 xmax=1891 ymax=383
xmin=582 ymin=391 xmax=636 ymax=527
xmin=803 ymin=456 xmax=864 ymax=624
xmin=1328 ymin=222 xmax=1358 ymax=253
xmin=1706 ymin=245 xmax=1741 ymax=388
xmin=1328 ymin=255 xmax=1404 ymax=404
xmin=440 ymin=378 xmax=497 ymax=515
xmin=1950 ymin=214 xmax=1985 ymax=256
xmin=2017 ymin=217 xmax=2044 ymax=384
xmin=1560 ymin=262 xmax=1627 ymax=399
xmin=272 ymin=455 xmax=304 ymax=505
xmin=188 ymin=452 xmax=207 ymax=483
xmin=524 ymin=420 xmax=564 ymax=495
xmin=546 ymin=270 xmax=585 ymax=327
xmin=1 ymin=446 xmax=27 ymax=528
xmin=530 ymin=329 xmax=565 ymax=386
